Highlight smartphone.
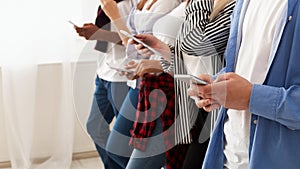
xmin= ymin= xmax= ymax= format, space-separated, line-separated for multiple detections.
xmin=174 ymin=74 xmax=208 ymax=85
xmin=68 ymin=20 xmax=79 ymax=27
xmin=119 ymin=30 xmax=162 ymax=56
xmin=106 ymin=62 xmax=135 ymax=73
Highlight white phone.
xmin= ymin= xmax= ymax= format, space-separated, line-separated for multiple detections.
xmin=106 ymin=62 xmax=135 ymax=73
xmin=68 ymin=20 xmax=79 ymax=27
xmin=119 ymin=30 xmax=162 ymax=56
xmin=174 ymin=74 xmax=208 ymax=85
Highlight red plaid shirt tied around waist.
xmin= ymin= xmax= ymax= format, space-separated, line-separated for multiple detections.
xmin=129 ymin=73 xmax=188 ymax=169
xmin=129 ymin=73 xmax=176 ymax=151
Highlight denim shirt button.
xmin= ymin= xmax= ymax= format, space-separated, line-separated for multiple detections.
xmin=253 ymin=120 xmax=257 ymax=124
xmin=289 ymin=16 xmax=293 ymax=21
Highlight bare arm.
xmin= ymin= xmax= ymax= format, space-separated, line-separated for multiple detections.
xmin=100 ymin=0 xmax=131 ymax=45
xmin=95 ymin=29 xmax=123 ymax=45
xmin=75 ymin=23 xmax=123 ymax=45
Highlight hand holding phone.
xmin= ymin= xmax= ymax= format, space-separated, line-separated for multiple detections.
xmin=174 ymin=74 xmax=208 ymax=85
xmin=106 ymin=62 xmax=135 ymax=73
xmin=119 ymin=30 xmax=162 ymax=56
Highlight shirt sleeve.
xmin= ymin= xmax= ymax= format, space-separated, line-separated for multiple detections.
xmin=180 ymin=0 xmax=236 ymax=56
xmin=160 ymin=45 xmax=175 ymax=73
xmin=250 ymin=84 xmax=300 ymax=130
xmin=148 ymin=0 xmax=180 ymax=14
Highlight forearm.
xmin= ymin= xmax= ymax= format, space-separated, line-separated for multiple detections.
xmin=100 ymin=0 xmax=130 ymax=45
xmin=160 ymin=44 xmax=173 ymax=62
xmin=110 ymin=18 xmax=130 ymax=46
xmin=94 ymin=29 xmax=123 ymax=45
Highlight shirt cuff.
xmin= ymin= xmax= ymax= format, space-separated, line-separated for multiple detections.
xmin=249 ymin=84 xmax=280 ymax=121
xmin=160 ymin=58 xmax=173 ymax=73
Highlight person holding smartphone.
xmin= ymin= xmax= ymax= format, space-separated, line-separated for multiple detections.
xmin=188 ymin=0 xmax=300 ymax=168
xmin=123 ymin=2 xmax=189 ymax=169
xmin=99 ymin=0 xmax=180 ymax=169
xmin=130 ymin=0 xmax=236 ymax=168
xmin=74 ymin=1 xmax=132 ymax=169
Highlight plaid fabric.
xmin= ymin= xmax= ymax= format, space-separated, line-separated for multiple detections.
xmin=129 ymin=73 xmax=189 ymax=169
xmin=166 ymin=144 xmax=189 ymax=169
xmin=129 ymin=73 xmax=175 ymax=150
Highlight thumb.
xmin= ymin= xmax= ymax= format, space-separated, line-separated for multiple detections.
xmin=197 ymin=74 xmax=213 ymax=83
xmin=83 ymin=23 xmax=93 ymax=27
xmin=133 ymin=34 xmax=147 ymax=41
xmin=127 ymin=60 xmax=137 ymax=66
xmin=215 ymin=73 xmax=230 ymax=82
xmin=125 ymin=61 xmax=137 ymax=69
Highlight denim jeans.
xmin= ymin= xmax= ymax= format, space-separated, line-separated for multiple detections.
xmin=125 ymin=119 xmax=166 ymax=169
xmin=86 ymin=76 xmax=128 ymax=169
xmin=106 ymin=87 xmax=139 ymax=168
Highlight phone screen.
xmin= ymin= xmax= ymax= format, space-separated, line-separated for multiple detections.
xmin=68 ymin=20 xmax=79 ymax=27
xmin=106 ymin=62 xmax=134 ymax=73
xmin=119 ymin=30 xmax=161 ymax=56
xmin=174 ymin=74 xmax=208 ymax=85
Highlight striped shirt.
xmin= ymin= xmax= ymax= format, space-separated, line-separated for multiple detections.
xmin=161 ymin=0 xmax=236 ymax=144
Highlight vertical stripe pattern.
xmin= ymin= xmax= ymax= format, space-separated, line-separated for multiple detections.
xmin=161 ymin=0 xmax=236 ymax=144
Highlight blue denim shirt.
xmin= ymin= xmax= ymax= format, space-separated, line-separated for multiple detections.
xmin=203 ymin=0 xmax=300 ymax=168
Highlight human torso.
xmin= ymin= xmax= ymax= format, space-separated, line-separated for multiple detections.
xmin=125 ymin=0 xmax=180 ymax=88
xmin=97 ymin=0 xmax=133 ymax=82
xmin=173 ymin=0 xmax=236 ymax=144
xmin=223 ymin=0 xmax=288 ymax=168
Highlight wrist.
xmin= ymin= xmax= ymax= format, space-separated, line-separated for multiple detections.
xmin=110 ymin=12 xmax=121 ymax=21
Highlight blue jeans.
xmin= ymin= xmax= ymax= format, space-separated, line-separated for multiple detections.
xmin=106 ymin=87 xmax=139 ymax=168
xmin=125 ymin=119 xmax=166 ymax=169
xmin=86 ymin=76 xmax=128 ymax=169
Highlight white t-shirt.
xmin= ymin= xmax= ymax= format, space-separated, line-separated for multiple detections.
xmin=223 ymin=0 xmax=288 ymax=168
xmin=96 ymin=0 xmax=132 ymax=82
xmin=153 ymin=1 xmax=186 ymax=45
xmin=126 ymin=0 xmax=180 ymax=88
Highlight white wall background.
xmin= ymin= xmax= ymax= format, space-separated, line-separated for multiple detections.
xmin=0 ymin=61 xmax=101 ymax=166
xmin=0 ymin=0 xmax=106 ymax=168
xmin=0 ymin=0 xmax=99 ymax=65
